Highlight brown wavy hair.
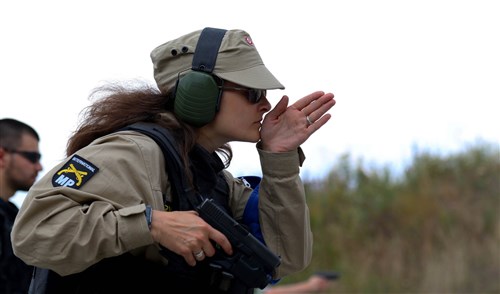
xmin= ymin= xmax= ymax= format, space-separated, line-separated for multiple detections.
xmin=66 ymin=80 xmax=232 ymax=173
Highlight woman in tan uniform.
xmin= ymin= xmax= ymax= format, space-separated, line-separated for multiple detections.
xmin=12 ymin=27 xmax=335 ymax=293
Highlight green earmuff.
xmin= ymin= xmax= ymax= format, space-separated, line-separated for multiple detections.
xmin=172 ymin=27 xmax=227 ymax=127
xmin=174 ymin=71 xmax=221 ymax=127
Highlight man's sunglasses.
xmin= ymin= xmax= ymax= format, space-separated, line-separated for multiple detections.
xmin=6 ymin=149 xmax=41 ymax=164
xmin=218 ymin=86 xmax=266 ymax=104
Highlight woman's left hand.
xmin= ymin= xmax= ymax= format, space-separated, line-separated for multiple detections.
xmin=260 ymin=91 xmax=335 ymax=152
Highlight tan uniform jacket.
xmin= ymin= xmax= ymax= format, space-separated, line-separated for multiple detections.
xmin=12 ymin=128 xmax=312 ymax=279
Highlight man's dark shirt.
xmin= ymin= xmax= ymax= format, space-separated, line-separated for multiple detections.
xmin=0 ymin=198 xmax=33 ymax=294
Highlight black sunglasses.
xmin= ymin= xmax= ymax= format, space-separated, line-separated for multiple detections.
xmin=7 ymin=149 xmax=41 ymax=164
xmin=219 ymin=86 xmax=266 ymax=104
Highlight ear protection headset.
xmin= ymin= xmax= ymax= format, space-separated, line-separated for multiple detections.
xmin=173 ymin=27 xmax=228 ymax=127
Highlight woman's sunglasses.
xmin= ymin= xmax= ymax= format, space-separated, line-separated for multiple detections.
xmin=218 ymin=86 xmax=266 ymax=104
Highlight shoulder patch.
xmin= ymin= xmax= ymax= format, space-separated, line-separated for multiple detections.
xmin=52 ymin=155 xmax=99 ymax=189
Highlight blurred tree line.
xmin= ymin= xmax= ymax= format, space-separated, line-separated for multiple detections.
xmin=282 ymin=141 xmax=499 ymax=293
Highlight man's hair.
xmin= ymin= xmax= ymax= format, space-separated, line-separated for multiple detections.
xmin=0 ymin=118 xmax=40 ymax=150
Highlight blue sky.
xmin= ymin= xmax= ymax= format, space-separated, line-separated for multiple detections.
xmin=2 ymin=0 xmax=499 ymax=207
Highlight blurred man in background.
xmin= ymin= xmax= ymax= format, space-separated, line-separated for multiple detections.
xmin=0 ymin=118 xmax=42 ymax=293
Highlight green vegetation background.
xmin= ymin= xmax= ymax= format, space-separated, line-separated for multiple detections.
xmin=281 ymin=141 xmax=499 ymax=293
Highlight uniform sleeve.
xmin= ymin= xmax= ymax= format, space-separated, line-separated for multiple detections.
xmin=226 ymin=146 xmax=313 ymax=279
xmin=11 ymin=133 xmax=165 ymax=276
xmin=257 ymin=146 xmax=313 ymax=278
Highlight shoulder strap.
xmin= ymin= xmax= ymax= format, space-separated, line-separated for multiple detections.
xmin=119 ymin=122 xmax=202 ymax=210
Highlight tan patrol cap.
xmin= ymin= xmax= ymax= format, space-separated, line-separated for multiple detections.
xmin=150 ymin=28 xmax=285 ymax=93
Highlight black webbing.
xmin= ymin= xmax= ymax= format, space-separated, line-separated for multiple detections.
xmin=191 ymin=27 xmax=227 ymax=73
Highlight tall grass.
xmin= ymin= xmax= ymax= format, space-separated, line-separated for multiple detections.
xmin=283 ymin=141 xmax=499 ymax=293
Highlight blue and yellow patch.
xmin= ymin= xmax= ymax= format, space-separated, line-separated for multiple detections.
xmin=52 ymin=155 xmax=99 ymax=189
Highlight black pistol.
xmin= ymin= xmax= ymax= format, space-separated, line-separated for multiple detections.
xmin=196 ymin=198 xmax=281 ymax=289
